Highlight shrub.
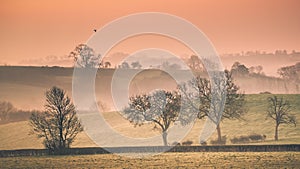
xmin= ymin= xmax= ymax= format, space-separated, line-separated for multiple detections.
xmin=249 ymin=134 xmax=266 ymax=141
xmin=210 ymin=136 xmax=227 ymax=145
xmin=200 ymin=141 xmax=207 ymax=146
xmin=259 ymin=91 xmax=272 ymax=94
xmin=230 ymin=137 xmax=239 ymax=144
xmin=172 ymin=141 xmax=181 ymax=146
xmin=182 ymin=140 xmax=193 ymax=146
xmin=230 ymin=135 xmax=249 ymax=144
xmin=230 ymin=134 xmax=266 ymax=144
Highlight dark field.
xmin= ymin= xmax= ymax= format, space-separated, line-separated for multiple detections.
xmin=1 ymin=152 xmax=300 ymax=168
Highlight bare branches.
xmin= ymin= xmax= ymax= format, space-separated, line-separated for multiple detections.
xmin=122 ymin=90 xmax=181 ymax=145
xmin=180 ymin=70 xmax=246 ymax=122
xmin=29 ymin=86 xmax=83 ymax=151
xmin=69 ymin=44 xmax=100 ymax=68
xmin=0 ymin=101 xmax=15 ymax=122
xmin=178 ymin=70 xmax=246 ymax=144
xmin=266 ymin=96 xmax=296 ymax=140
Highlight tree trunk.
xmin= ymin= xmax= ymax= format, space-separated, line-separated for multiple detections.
xmin=216 ymin=124 xmax=222 ymax=144
xmin=59 ymin=123 xmax=63 ymax=149
xmin=275 ymin=124 xmax=279 ymax=141
xmin=162 ymin=131 xmax=168 ymax=146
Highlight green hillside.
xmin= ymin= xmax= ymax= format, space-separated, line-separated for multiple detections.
xmin=0 ymin=94 xmax=299 ymax=150
xmin=207 ymin=94 xmax=300 ymax=144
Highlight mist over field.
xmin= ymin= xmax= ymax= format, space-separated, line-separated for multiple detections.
xmin=0 ymin=65 xmax=298 ymax=110
xmin=1 ymin=64 xmax=299 ymax=149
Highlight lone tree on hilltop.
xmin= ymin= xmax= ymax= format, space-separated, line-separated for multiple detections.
xmin=69 ymin=44 xmax=100 ymax=68
xmin=30 ymin=86 xmax=83 ymax=152
xmin=123 ymin=90 xmax=181 ymax=146
xmin=266 ymin=96 xmax=296 ymax=141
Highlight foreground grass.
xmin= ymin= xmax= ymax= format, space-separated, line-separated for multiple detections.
xmin=1 ymin=152 xmax=300 ymax=168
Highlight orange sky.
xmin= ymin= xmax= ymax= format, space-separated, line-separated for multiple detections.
xmin=0 ymin=0 xmax=300 ymax=65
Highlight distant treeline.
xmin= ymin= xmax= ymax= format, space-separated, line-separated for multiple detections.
xmin=0 ymin=101 xmax=41 ymax=124
xmin=0 ymin=110 xmax=39 ymax=124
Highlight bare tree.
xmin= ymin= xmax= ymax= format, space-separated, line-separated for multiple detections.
xmin=29 ymin=86 xmax=83 ymax=152
xmin=69 ymin=44 xmax=100 ymax=68
xmin=179 ymin=70 xmax=246 ymax=144
xmin=266 ymin=96 xmax=296 ymax=141
xmin=231 ymin=62 xmax=249 ymax=76
xmin=187 ymin=55 xmax=203 ymax=71
xmin=249 ymin=65 xmax=264 ymax=75
xmin=0 ymin=101 xmax=15 ymax=122
xmin=278 ymin=62 xmax=300 ymax=83
xmin=123 ymin=90 xmax=181 ymax=146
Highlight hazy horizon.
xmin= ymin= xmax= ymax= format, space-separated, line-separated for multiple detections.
xmin=1 ymin=0 xmax=300 ymax=68
xmin=2 ymin=49 xmax=299 ymax=77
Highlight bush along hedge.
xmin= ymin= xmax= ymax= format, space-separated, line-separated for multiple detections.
xmin=231 ymin=134 xmax=266 ymax=144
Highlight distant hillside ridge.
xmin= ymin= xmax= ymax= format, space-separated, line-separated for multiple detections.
xmin=0 ymin=66 xmax=299 ymax=110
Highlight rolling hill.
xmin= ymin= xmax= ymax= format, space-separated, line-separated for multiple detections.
xmin=0 ymin=66 xmax=299 ymax=111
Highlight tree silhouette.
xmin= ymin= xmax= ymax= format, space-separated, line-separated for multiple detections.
xmin=123 ymin=90 xmax=181 ymax=146
xmin=187 ymin=55 xmax=203 ymax=71
xmin=231 ymin=62 xmax=249 ymax=76
xmin=249 ymin=65 xmax=264 ymax=75
xmin=0 ymin=101 xmax=15 ymax=122
xmin=278 ymin=62 xmax=300 ymax=83
xmin=30 ymin=86 xmax=83 ymax=152
xmin=179 ymin=70 xmax=246 ymax=144
xmin=69 ymin=44 xmax=100 ymax=68
xmin=266 ymin=96 xmax=296 ymax=141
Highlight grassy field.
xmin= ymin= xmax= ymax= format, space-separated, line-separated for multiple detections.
xmin=0 ymin=94 xmax=299 ymax=150
xmin=1 ymin=152 xmax=300 ymax=168
xmin=1 ymin=67 xmax=300 ymax=168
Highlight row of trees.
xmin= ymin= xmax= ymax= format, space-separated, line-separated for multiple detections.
xmin=122 ymin=70 xmax=297 ymax=145
xmin=70 ymin=44 xmax=300 ymax=82
xmin=231 ymin=61 xmax=300 ymax=84
xmin=69 ymin=43 xmax=185 ymax=70
xmin=15 ymin=75 xmax=297 ymax=151
xmin=69 ymin=44 xmax=143 ymax=69
xmin=10 ymin=70 xmax=242 ymax=148
xmin=189 ymin=55 xmax=300 ymax=85
xmin=123 ymin=70 xmax=246 ymax=145
xmin=28 ymin=79 xmax=297 ymax=151
xmin=26 ymin=82 xmax=297 ymax=151
xmin=0 ymin=101 xmax=39 ymax=124
xmin=278 ymin=62 xmax=300 ymax=84
xmin=230 ymin=62 xmax=265 ymax=76
xmin=221 ymin=50 xmax=300 ymax=58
